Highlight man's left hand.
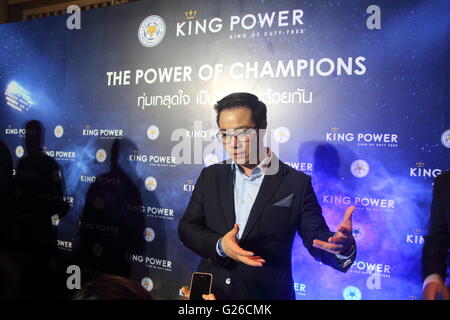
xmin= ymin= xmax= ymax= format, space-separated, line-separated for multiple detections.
xmin=312 ymin=206 xmax=355 ymax=255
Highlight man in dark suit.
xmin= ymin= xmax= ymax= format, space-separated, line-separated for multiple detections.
xmin=178 ymin=93 xmax=356 ymax=300
xmin=422 ymin=170 xmax=450 ymax=300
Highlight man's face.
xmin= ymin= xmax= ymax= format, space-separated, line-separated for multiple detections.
xmin=218 ymin=107 xmax=260 ymax=165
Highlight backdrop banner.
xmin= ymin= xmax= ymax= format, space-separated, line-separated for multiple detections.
xmin=0 ymin=0 xmax=448 ymax=300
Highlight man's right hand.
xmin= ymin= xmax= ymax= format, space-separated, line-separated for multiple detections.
xmin=221 ymin=224 xmax=266 ymax=267
xmin=423 ymin=279 xmax=450 ymax=300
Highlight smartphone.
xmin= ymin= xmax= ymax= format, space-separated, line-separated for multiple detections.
xmin=189 ymin=272 xmax=213 ymax=300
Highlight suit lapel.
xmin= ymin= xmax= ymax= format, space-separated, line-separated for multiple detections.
xmin=239 ymin=157 xmax=288 ymax=242
xmin=219 ymin=162 xmax=236 ymax=232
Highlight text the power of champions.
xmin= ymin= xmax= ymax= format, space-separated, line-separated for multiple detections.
xmin=106 ymin=57 xmax=367 ymax=86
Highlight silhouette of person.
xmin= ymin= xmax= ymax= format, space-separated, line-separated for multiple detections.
xmin=313 ymin=143 xmax=341 ymax=181
xmin=0 ymin=139 xmax=13 ymax=248
xmin=77 ymin=138 xmax=147 ymax=283
xmin=12 ymin=120 xmax=69 ymax=299
xmin=0 ymin=139 xmax=22 ymax=299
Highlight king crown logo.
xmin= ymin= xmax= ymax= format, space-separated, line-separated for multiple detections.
xmin=416 ymin=162 xmax=424 ymax=167
xmin=413 ymin=229 xmax=421 ymax=235
xmin=331 ymin=127 xmax=339 ymax=132
xmin=185 ymin=10 xmax=197 ymax=19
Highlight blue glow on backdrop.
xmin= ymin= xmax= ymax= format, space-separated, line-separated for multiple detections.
xmin=5 ymin=81 xmax=34 ymax=112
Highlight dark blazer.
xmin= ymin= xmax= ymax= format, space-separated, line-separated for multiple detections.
xmin=178 ymin=155 xmax=355 ymax=300
xmin=422 ymin=170 xmax=450 ymax=281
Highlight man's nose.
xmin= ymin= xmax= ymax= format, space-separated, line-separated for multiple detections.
xmin=230 ymin=135 xmax=239 ymax=148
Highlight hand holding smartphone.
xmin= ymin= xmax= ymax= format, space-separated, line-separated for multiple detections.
xmin=189 ymin=272 xmax=213 ymax=300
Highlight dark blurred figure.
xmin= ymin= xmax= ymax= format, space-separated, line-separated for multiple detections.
xmin=73 ymin=274 xmax=153 ymax=300
xmin=76 ymin=138 xmax=146 ymax=283
xmin=422 ymin=170 xmax=450 ymax=300
xmin=0 ymin=139 xmax=13 ymax=246
xmin=0 ymin=251 xmax=21 ymax=299
xmin=313 ymin=143 xmax=341 ymax=181
xmin=0 ymin=139 xmax=21 ymax=299
xmin=312 ymin=143 xmax=343 ymax=198
xmin=12 ymin=120 xmax=69 ymax=299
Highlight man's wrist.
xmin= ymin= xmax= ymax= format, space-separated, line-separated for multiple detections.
xmin=216 ymin=237 xmax=227 ymax=257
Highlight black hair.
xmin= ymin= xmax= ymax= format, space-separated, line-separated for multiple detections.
xmin=214 ymin=92 xmax=267 ymax=129
xmin=73 ymin=274 xmax=153 ymax=300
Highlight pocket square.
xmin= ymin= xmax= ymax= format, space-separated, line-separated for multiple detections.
xmin=272 ymin=193 xmax=294 ymax=207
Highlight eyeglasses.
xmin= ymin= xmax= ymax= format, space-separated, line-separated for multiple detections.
xmin=216 ymin=127 xmax=257 ymax=144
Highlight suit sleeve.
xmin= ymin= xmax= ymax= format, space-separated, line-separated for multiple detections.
xmin=297 ymin=175 xmax=355 ymax=272
xmin=421 ymin=173 xmax=450 ymax=281
xmin=178 ymin=168 xmax=222 ymax=261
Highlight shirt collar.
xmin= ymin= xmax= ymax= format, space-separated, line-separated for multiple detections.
xmin=231 ymin=147 xmax=273 ymax=178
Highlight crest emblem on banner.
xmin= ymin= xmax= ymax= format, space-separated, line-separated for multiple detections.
xmin=15 ymin=145 xmax=24 ymax=158
xmin=138 ymin=15 xmax=166 ymax=47
xmin=353 ymin=226 xmax=363 ymax=238
xmin=54 ymin=125 xmax=64 ymax=138
xmin=343 ymin=286 xmax=362 ymax=300
xmin=441 ymin=129 xmax=450 ymax=148
xmin=274 ymin=126 xmax=290 ymax=143
xmin=145 ymin=176 xmax=157 ymax=191
xmin=147 ymin=125 xmax=160 ymax=140
xmin=51 ymin=214 xmax=60 ymax=226
xmin=144 ymin=227 xmax=156 ymax=242
xmin=96 ymin=148 xmax=107 ymax=163
xmin=141 ymin=277 xmax=154 ymax=292
xmin=351 ymin=159 xmax=370 ymax=178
